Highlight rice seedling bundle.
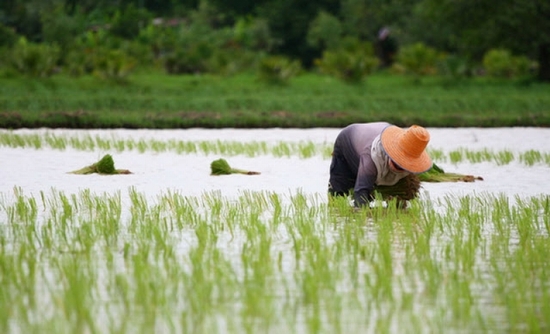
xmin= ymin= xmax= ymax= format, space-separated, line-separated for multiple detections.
xmin=210 ymin=158 xmax=260 ymax=175
xmin=68 ymin=154 xmax=132 ymax=175
xmin=375 ymin=163 xmax=483 ymax=201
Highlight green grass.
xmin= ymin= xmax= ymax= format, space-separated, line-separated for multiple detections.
xmin=1 ymin=72 xmax=549 ymax=128
xmin=1 ymin=187 xmax=549 ymax=333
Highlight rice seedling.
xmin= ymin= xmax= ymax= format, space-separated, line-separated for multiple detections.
xmin=1 ymin=186 xmax=550 ymax=333
xmin=2 ymin=131 xmax=550 ymax=167
xmin=520 ymin=149 xmax=544 ymax=166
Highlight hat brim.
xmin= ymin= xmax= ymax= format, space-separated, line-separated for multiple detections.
xmin=381 ymin=126 xmax=432 ymax=174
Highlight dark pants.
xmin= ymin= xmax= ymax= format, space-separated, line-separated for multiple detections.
xmin=328 ymin=154 xmax=356 ymax=197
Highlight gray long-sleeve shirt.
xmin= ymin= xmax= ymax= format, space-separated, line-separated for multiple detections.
xmin=332 ymin=122 xmax=391 ymax=206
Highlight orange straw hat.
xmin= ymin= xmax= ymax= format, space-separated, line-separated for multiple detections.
xmin=380 ymin=125 xmax=432 ymax=173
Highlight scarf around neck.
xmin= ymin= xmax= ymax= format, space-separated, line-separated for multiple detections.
xmin=371 ymin=135 xmax=410 ymax=186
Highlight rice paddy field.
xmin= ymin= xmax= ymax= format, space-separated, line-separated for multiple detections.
xmin=1 ymin=127 xmax=549 ymax=334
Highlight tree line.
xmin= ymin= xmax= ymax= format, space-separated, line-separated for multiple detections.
xmin=0 ymin=0 xmax=548 ymax=81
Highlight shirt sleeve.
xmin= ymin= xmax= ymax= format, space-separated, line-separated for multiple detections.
xmin=353 ymin=155 xmax=378 ymax=207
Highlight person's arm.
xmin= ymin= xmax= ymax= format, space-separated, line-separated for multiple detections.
xmin=353 ymin=158 xmax=378 ymax=207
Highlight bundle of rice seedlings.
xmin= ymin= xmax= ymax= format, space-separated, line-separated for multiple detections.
xmin=68 ymin=154 xmax=132 ymax=175
xmin=374 ymin=163 xmax=483 ymax=202
xmin=419 ymin=163 xmax=483 ymax=182
xmin=375 ymin=174 xmax=421 ymax=201
xmin=210 ymin=158 xmax=260 ymax=175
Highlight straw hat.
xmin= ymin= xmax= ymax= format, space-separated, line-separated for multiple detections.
xmin=380 ymin=125 xmax=432 ymax=173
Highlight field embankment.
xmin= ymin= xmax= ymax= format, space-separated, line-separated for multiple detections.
xmin=1 ymin=72 xmax=549 ymax=129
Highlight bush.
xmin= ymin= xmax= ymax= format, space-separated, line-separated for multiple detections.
xmin=315 ymin=38 xmax=378 ymax=84
xmin=9 ymin=38 xmax=60 ymax=77
xmin=93 ymin=49 xmax=137 ymax=82
xmin=233 ymin=17 xmax=279 ymax=52
xmin=307 ymin=11 xmax=343 ymax=50
xmin=482 ymin=48 xmax=533 ymax=78
xmin=41 ymin=9 xmax=85 ymax=51
xmin=396 ymin=42 xmax=440 ymax=80
xmin=0 ymin=24 xmax=18 ymax=48
xmin=109 ymin=4 xmax=152 ymax=40
xmin=256 ymin=55 xmax=301 ymax=85
xmin=162 ymin=22 xmax=233 ymax=75
xmin=207 ymin=48 xmax=259 ymax=75
xmin=437 ymin=54 xmax=471 ymax=82
xmin=164 ymin=42 xmax=212 ymax=74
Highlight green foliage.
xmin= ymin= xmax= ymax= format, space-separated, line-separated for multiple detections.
xmin=437 ymin=54 xmax=471 ymax=80
xmin=64 ymin=44 xmax=136 ymax=80
xmin=2 ymin=72 xmax=550 ymax=129
xmin=162 ymin=22 xmax=236 ymax=75
xmin=0 ymin=23 xmax=18 ymax=47
xmin=256 ymin=55 xmax=301 ymax=85
xmin=207 ymin=48 xmax=259 ymax=75
xmin=40 ymin=8 xmax=85 ymax=50
xmin=93 ymin=49 xmax=137 ymax=82
xmin=306 ymin=11 xmax=342 ymax=50
xmin=9 ymin=38 xmax=60 ymax=77
xmin=482 ymin=49 xmax=533 ymax=79
xmin=315 ymin=39 xmax=378 ymax=84
xmin=109 ymin=4 xmax=153 ymax=40
xmin=96 ymin=154 xmax=116 ymax=174
xmin=396 ymin=42 xmax=440 ymax=81
xmin=233 ymin=17 xmax=279 ymax=52
xmin=210 ymin=158 xmax=232 ymax=175
xmin=164 ymin=44 xmax=212 ymax=75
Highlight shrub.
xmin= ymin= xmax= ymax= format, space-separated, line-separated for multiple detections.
xmin=164 ymin=42 xmax=212 ymax=74
xmin=0 ymin=24 xmax=18 ymax=48
xmin=307 ymin=11 xmax=343 ymax=50
xmin=64 ymin=30 xmax=112 ymax=76
xmin=109 ymin=4 xmax=152 ymax=40
xmin=233 ymin=17 xmax=279 ymax=52
xmin=396 ymin=42 xmax=440 ymax=80
xmin=208 ymin=48 xmax=259 ymax=75
xmin=315 ymin=38 xmax=378 ymax=84
xmin=9 ymin=37 xmax=60 ymax=77
xmin=137 ymin=23 xmax=177 ymax=60
xmin=41 ymin=9 xmax=84 ymax=51
xmin=482 ymin=48 xmax=533 ymax=78
xmin=256 ymin=55 xmax=301 ymax=85
xmin=437 ymin=54 xmax=471 ymax=83
xmin=93 ymin=49 xmax=137 ymax=82
xmin=162 ymin=22 xmax=232 ymax=75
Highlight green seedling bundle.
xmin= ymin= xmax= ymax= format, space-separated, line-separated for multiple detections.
xmin=68 ymin=154 xmax=132 ymax=175
xmin=210 ymin=158 xmax=260 ymax=175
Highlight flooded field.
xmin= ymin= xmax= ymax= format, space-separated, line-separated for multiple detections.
xmin=1 ymin=127 xmax=549 ymax=333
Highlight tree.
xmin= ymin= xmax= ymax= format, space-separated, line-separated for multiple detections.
xmin=414 ymin=0 xmax=550 ymax=81
xmin=257 ymin=0 xmax=340 ymax=67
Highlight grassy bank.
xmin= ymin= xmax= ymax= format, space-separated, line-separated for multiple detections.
xmin=1 ymin=72 xmax=550 ymax=129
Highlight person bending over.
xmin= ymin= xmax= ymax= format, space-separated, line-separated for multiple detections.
xmin=328 ymin=122 xmax=432 ymax=207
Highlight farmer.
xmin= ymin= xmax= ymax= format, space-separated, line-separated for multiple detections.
xmin=328 ymin=122 xmax=432 ymax=207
